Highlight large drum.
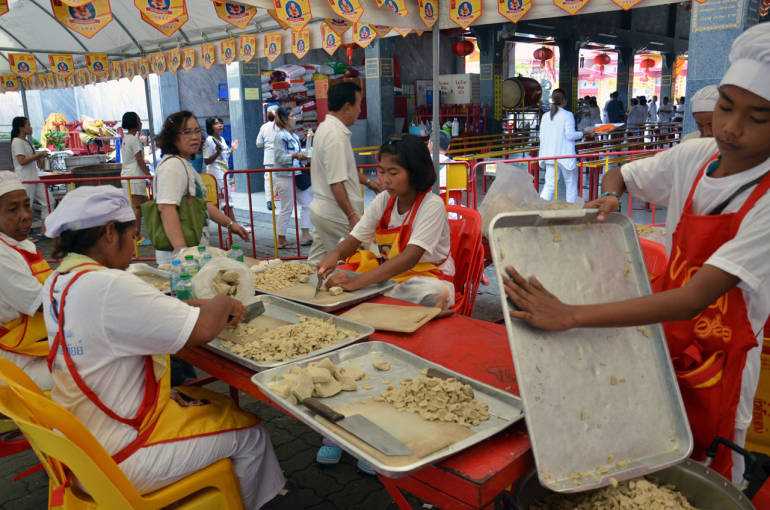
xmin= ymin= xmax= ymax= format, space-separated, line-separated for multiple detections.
xmin=501 ymin=76 xmax=543 ymax=109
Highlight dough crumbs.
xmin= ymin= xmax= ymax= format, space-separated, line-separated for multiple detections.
xmin=636 ymin=326 xmax=651 ymax=338
xmin=531 ymin=478 xmax=696 ymax=510
xmin=548 ymin=225 xmax=562 ymax=243
xmin=267 ymin=357 xmax=362 ymax=404
xmin=253 ymin=262 xmax=314 ymax=291
xmin=378 ymin=375 xmax=490 ymax=427
xmin=372 ymin=358 xmax=391 ymax=371
xmin=221 ymin=317 xmax=353 ymax=362
xmin=137 ymin=273 xmax=170 ymax=293
xmin=609 ymin=376 xmax=626 ymax=386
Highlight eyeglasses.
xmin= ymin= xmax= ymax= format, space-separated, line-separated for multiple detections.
xmin=180 ymin=128 xmax=202 ymax=137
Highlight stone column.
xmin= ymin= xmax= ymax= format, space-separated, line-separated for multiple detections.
xmin=364 ymin=38 xmax=395 ymax=146
xmin=152 ymin=72 xmax=181 ymax=132
xmin=476 ymin=25 xmax=498 ymax=132
xmin=684 ymin=0 xmax=759 ymax=132
xmin=557 ymin=38 xmax=579 ymax=110
xmin=226 ymin=61 xmax=264 ymax=191
xmin=660 ymin=53 xmax=675 ymax=104
xmin=616 ymin=46 xmax=635 ymax=108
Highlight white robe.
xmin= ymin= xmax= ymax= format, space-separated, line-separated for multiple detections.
xmin=538 ymin=107 xmax=583 ymax=171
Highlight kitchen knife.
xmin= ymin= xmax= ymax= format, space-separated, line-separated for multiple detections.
xmin=303 ymin=398 xmax=412 ymax=456
xmin=242 ymin=301 xmax=265 ymax=322
xmin=313 ymin=273 xmax=324 ymax=298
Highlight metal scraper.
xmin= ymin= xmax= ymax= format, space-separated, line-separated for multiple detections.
xmin=303 ymin=398 xmax=412 ymax=456
xmin=242 ymin=301 xmax=265 ymax=322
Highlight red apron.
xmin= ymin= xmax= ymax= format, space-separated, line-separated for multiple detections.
xmin=654 ymin=154 xmax=770 ymax=477
xmin=347 ymin=192 xmax=452 ymax=283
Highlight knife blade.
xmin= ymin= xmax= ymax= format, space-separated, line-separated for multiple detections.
xmin=303 ymin=398 xmax=412 ymax=456
xmin=242 ymin=301 xmax=265 ymax=322
xmin=313 ymin=273 xmax=325 ymax=298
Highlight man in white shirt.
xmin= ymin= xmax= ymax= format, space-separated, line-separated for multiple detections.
xmin=308 ymin=82 xmax=378 ymax=265
xmin=256 ymin=105 xmax=279 ymax=210
xmin=682 ymin=85 xmax=719 ymax=141
xmin=648 ymin=95 xmax=658 ymax=123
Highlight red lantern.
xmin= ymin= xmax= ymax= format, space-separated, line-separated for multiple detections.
xmin=592 ymin=53 xmax=611 ymax=75
xmin=640 ymin=56 xmax=656 ymax=77
xmin=533 ymin=46 xmax=554 ymax=66
xmin=451 ymin=39 xmax=475 ymax=57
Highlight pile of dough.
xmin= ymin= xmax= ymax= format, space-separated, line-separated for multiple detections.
xmin=220 ymin=317 xmax=354 ymax=362
xmin=211 ymin=269 xmax=240 ymax=296
xmin=268 ymin=357 xmax=366 ymax=404
xmin=137 ymin=274 xmax=170 ymax=293
xmin=253 ymin=262 xmax=315 ymax=291
xmin=376 ymin=371 xmax=490 ymax=427
xmin=531 ymin=478 xmax=696 ymax=510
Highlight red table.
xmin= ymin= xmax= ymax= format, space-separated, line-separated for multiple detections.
xmin=178 ymin=297 xmax=533 ymax=510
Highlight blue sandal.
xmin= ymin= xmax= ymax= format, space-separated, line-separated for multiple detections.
xmin=356 ymin=458 xmax=376 ymax=476
xmin=316 ymin=445 xmax=342 ymax=465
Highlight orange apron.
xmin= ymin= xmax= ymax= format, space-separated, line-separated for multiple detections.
xmin=0 ymin=238 xmax=52 ymax=357
xmin=45 ymin=255 xmax=256 ymax=499
xmin=654 ymin=154 xmax=770 ymax=478
xmin=347 ymin=192 xmax=452 ymax=283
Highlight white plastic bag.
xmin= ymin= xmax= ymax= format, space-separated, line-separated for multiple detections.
xmin=192 ymin=257 xmax=254 ymax=303
xmin=478 ymin=162 xmax=583 ymax=236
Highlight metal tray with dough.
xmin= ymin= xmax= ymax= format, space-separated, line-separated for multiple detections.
xmin=251 ymin=341 xmax=524 ymax=478
xmin=489 ymin=210 xmax=692 ymax=493
xmin=205 ymin=295 xmax=374 ymax=371
xmin=254 ymin=267 xmax=396 ymax=312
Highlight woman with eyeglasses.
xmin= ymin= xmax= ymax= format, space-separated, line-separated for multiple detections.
xmin=272 ymin=107 xmax=312 ymax=249
xmin=203 ymin=117 xmax=239 ymax=194
xmin=153 ymin=111 xmax=249 ymax=265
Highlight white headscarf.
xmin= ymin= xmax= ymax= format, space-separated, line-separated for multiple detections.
xmin=691 ymin=85 xmax=719 ymax=113
xmin=0 ymin=171 xmax=25 ymax=199
xmin=721 ymin=23 xmax=770 ymax=102
xmin=45 ymin=185 xmax=135 ymax=238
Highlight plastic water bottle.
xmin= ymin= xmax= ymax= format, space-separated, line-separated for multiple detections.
xmin=182 ymin=255 xmax=199 ymax=277
xmin=169 ymin=258 xmax=182 ymax=293
xmin=229 ymin=243 xmax=244 ymax=263
xmin=451 ymin=117 xmax=460 ymax=137
xmin=174 ymin=272 xmax=194 ymax=301
xmin=196 ymin=245 xmax=206 ymax=256
xmin=200 ymin=252 xmax=213 ymax=268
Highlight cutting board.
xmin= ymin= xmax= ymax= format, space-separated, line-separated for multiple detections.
xmin=340 ymin=303 xmax=441 ymax=333
xmin=271 ymin=282 xmax=348 ymax=305
xmin=315 ymin=399 xmax=472 ymax=466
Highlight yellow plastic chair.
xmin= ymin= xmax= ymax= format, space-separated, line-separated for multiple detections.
xmin=199 ymin=173 xmax=220 ymax=207
xmin=0 ymin=363 xmax=244 ymax=509
xmin=443 ymin=162 xmax=469 ymax=206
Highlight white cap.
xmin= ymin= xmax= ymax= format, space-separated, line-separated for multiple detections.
xmin=691 ymin=85 xmax=719 ymax=113
xmin=267 ymin=104 xmax=279 ymax=113
xmin=0 ymin=171 xmax=25 ymax=198
xmin=45 ymin=185 xmax=135 ymax=238
xmin=721 ymin=23 xmax=770 ymax=102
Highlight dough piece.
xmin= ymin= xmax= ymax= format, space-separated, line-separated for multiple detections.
xmin=335 ymin=365 xmax=365 ymax=381
xmin=306 ymin=366 xmax=333 ymax=384
xmin=313 ymin=378 xmax=342 ymax=398
xmin=337 ymin=376 xmax=358 ymax=391
xmin=372 ymin=359 xmax=391 ymax=372
xmin=284 ymin=370 xmax=314 ymax=402
xmin=268 ymin=380 xmax=293 ymax=400
xmin=328 ymin=286 xmax=344 ymax=296
xmin=314 ymin=358 xmax=337 ymax=372
xmin=298 ymin=274 xmax=310 ymax=283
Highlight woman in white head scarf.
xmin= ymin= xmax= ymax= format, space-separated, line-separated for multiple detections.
xmin=503 ymin=23 xmax=770 ymax=485
xmin=42 ymin=186 xmax=285 ymax=508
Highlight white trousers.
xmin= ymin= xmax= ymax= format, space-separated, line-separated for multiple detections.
xmin=307 ymin=210 xmax=350 ymax=265
xmin=264 ymin=171 xmax=275 ymax=203
xmin=23 ymin=182 xmax=50 ymax=220
xmin=274 ymin=174 xmax=312 ymax=236
xmin=539 ymin=163 xmax=579 ymax=203
xmin=120 ymin=424 xmax=285 ymax=510
xmin=0 ymin=350 xmax=53 ymax=390
xmin=385 ymin=277 xmax=456 ymax=309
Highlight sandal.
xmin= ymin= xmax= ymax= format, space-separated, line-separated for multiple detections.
xmin=316 ymin=445 xmax=342 ymax=465
xmin=356 ymin=458 xmax=377 ymax=475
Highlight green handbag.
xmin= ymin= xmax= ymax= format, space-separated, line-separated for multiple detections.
xmin=142 ymin=157 xmax=208 ymax=252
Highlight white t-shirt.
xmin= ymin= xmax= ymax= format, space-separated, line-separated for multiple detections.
xmin=11 ymin=137 xmax=39 ymax=181
xmin=256 ymin=121 xmax=278 ymax=166
xmin=120 ymin=133 xmax=144 ymax=177
xmin=43 ymin=268 xmax=199 ymax=455
xmin=202 ymin=136 xmax=230 ymax=184
xmin=0 ymin=233 xmax=43 ymax=324
xmin=621 ymin=138 xmax=770 ymax=340
xmin=351 ymin=192 xmax=455 ymax=276
xmin=154 ymin=155 xmax=204 ymax=205
xmin=310 ymin=115 xmax=363 ymax=224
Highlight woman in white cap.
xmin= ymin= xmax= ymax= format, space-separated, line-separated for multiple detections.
xmin=683 ymin=85 xmax=720 ymax=141
xmin=256 ymin=105 xmax=279 ymax=211
xmin=42 ymin=185 xmax=285 ymax=508
xmin=503 ymin=22 xmax=770 ymax=484
xmin=0 ymin=171 xmax=52 ymax=389
xmin=153 ymin=111 xmax=249 ymax=265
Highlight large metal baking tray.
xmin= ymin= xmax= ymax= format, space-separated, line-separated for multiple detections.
xmin=489 ymin=210 xmax=691 ymax=493
xmin=254 ymin=266 xmax=396 ymax=312
xmin=205 ymin=295 xmax=374 ymax=371
xmin=251 ymin=341 xmax=524 ymax=477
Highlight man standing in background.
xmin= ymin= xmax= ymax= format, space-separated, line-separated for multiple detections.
xmin=256 ymin=104 xmax=279 ymax=210
xmin=648 ymin=95 xmax=659 ymax=123
xmin=603 ymin=91 xmax=625 ymax=123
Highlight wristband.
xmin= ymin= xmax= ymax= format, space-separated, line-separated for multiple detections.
xmin=601 ymin=191 xmax=621 ymax=200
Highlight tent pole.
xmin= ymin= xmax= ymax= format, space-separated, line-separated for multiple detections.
xmin=144 ymin=77 xmax=158 ymax=168
xmin=20 ymin=85 xmax=29 ymax=119
xmin=431 ymin=11 xmax=440 ymax=192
